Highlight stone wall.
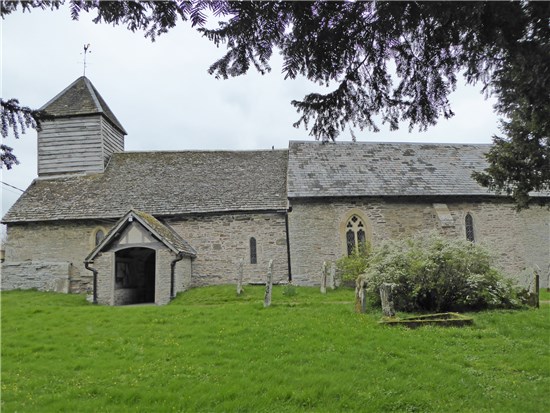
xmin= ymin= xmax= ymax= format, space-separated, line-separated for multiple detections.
xmin=94 ymin=252 xmax=114 ymax=305
xmin=0 ymin=261 xmax=72 ymax=292
xmin=4 ymin=220 xmax=115 ymax=293
xmin=114 ymin=288 xmax=141 ymax=306
xmin=155 ymin=249 xmax=174 ymax=305
xmin=3 ymin=211 xmax=288 ymax=298
xmin=93 ymin=248 xmax=188 ymax=306
xmin=175 ymin=257 xmax=192 ymax=294
xmin=288 ymin=197 xmax=550 ymax=287
xmin=167 ymin=211 xmax=289 ymax=286
xmin=5 ymin=200 xmax=545 ymax=296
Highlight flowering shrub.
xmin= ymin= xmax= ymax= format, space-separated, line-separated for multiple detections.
xmin=336 ymin=242 xmax=371 ymax=284
xmin=360 ymin=233 xmax=522 ymax=312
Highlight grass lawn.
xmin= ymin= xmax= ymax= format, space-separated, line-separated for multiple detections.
xmin=539 ymin=288 xmax=550 ymax=302
xmin=1 ymin=286 xmax=549 ymax=412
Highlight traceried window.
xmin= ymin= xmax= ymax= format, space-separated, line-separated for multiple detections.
xmin=465 ymin=213 xmax=475 ymax=242
xmin=250 ymin=237 xmax=257 ymax=264
xmin=346 ymin=215 xmax=367 ymax=255
xmin=95 ymin=229 xmax=105 ymax=246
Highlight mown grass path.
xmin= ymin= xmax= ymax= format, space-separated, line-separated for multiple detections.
xmin=1 ymin=286 xmax=549 ymax=412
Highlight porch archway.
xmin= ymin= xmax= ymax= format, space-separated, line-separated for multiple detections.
xmin=114 ymin=247 xmax=156 ymax=305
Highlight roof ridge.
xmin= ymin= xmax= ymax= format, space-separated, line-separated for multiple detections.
xmin=83 ymin=77 xmax=103 ymax=113
xmin=87 ymin=80 xmax=127 ymax=134
xmin=289 ymin=140 xmax=492 ymax=146
xmin=113 ymin=149 xmax=289 ymax=155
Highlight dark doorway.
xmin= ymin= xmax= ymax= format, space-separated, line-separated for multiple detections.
xmin=114 ymin=247 xmax=155 ymax=305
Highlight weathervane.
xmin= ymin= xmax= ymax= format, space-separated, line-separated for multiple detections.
xmin=82 ymin=44 xmax=91 ymax=76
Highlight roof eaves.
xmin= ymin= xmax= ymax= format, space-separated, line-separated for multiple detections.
xmin=1 ymin=206 xmax=290 ymax=224
xmin=287 ymin=193 xmax=516 ymax=200
xmin=90 ymin=82 xmax=128 ymax=135
xmin=100 ymin=114 xmax=128 ymax=135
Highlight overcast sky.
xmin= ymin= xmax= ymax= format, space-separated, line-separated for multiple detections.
xmin=1 ymin=5 xmax=501 ymax=222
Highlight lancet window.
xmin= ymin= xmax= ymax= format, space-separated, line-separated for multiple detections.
xmin=250 ymin=237 xmax=257 ymax=264
xmin=346 ymin=215 xmax=367 ymax=255
xmin=465 ymin=213 xmax=475 ymax=242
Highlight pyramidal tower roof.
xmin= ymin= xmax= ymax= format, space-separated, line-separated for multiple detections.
xmin=40 ymin=76 xmax=127 ymax=134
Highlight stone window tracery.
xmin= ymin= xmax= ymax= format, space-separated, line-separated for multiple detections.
xmin=346 ymin=215 xmax=367 ymax=255
xmin=465 ymin=213 xmax=475 ymax=242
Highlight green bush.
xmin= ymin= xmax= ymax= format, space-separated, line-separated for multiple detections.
xmin=361 ymin=233 xmax=522 ymax=312
xmin=336 ymin=242 xmax=371 ymax=284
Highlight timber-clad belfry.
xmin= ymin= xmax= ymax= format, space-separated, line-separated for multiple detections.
xmin=2 ymin=77 xmax=549 ymax=304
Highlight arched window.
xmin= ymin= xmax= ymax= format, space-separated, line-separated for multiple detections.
xmin=95 ymin=229 xmax=105 ymax=246
xmin=346 ymin=215 xmax=367 ymax=255
xmin=250 ymin=237 xmax=257 ymax=264
xmin=465 ymin=213 xmax=475 ymax=242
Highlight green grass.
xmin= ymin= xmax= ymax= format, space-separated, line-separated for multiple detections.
xmin=2 ymin=286 xmax=549 ymax=413
xmin=539 ymin=288 xmax=550 ymax=302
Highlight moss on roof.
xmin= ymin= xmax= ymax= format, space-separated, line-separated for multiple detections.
xmin=40 ymin=76 xmax=127 ymax=134
xmin=3 ymin=150 xmax=289 ymax=223
xmin=85 ymin=209 xmax=196 ymax=262
xmin=132 ymin=209 xmax=196 ymax=256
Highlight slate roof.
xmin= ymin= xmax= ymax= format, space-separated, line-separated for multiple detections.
xmin=3 ymin=150 xmax=289 ymax=223
xmin=85 ymin=209 xmax=196 ymax=262
xmin=132 ymin=209 xmax=196 ymax=257
xmin=40 ymin=76 xmax=127 ymax=134
xmin=288 ymin=141 xmax=500 ymax=198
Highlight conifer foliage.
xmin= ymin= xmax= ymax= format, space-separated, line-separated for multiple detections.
xmin=2 ymin=1 xmax=549 ymax=207
xmin=1 ymin=99 xmax=39 ymax=170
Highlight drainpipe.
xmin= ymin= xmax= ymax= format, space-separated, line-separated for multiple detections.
xmin=84 ymin=261 xmax=98 ymax=304
xmin=170 ymin=252 xmax=184 ymax=299
xmin=285 ymin=208 xmax=292 ymax=282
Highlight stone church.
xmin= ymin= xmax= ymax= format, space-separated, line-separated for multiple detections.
xmin=2 ymin=76 xmax=548 ymax=305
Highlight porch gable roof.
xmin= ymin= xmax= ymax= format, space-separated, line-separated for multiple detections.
xmin=85 ymin=209 xmax=196 ymax=262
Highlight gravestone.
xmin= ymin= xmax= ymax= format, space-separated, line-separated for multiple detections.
xmin=524 ymin=268 xmax=541 ymax=308
xmin=534 ymin=270 xmax=540 ymax=309
xmin=355 ymin=277 xmax=367 ymax=313
xmin=526 ymin=269 xmax=540 ymax=308
xmin=236 ymin=259 xmax=244 ymax=296
xmin=380 ymin=283 xmax=397 ymax=317
xmin=264 ymin=259 xmax=273 ymax=307
xmin=320 ymin=261 xmax=328 ymax=294
xmin=329 ymin=262 xmax=336 ymax=290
